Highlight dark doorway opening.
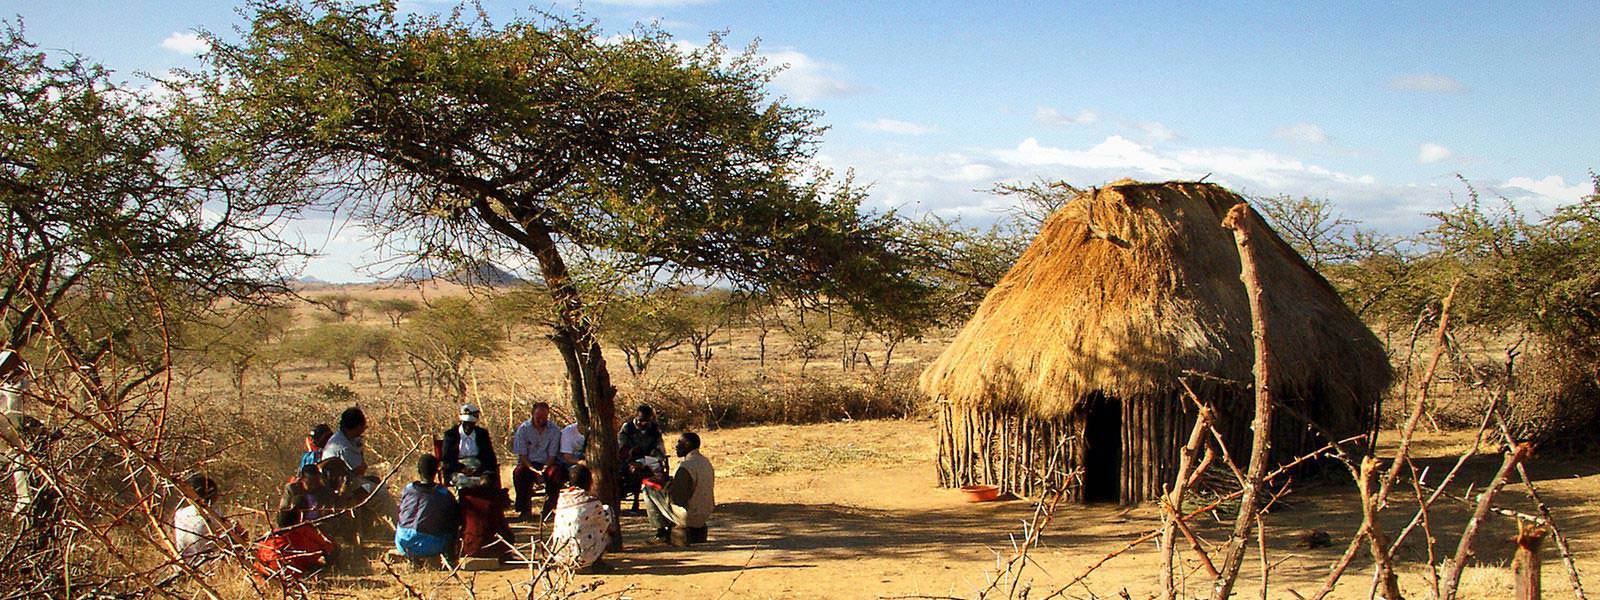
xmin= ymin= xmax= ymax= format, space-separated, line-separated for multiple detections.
xmin=1082 ymin=394 xmax=1121 ymax=503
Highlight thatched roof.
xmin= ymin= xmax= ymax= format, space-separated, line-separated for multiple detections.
xmin=920 ymin=180 xmax=1391 ymax=429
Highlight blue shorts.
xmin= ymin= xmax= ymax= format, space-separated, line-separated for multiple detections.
xmin=395 ymin=527 xmax=449 ymax=557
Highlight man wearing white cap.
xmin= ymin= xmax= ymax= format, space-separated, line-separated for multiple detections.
xmin=441 ymin=403 xmax=500 ymax=489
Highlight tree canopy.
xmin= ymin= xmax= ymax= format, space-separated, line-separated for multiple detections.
xmin=191 ymin=2 xmax=937 ymax=534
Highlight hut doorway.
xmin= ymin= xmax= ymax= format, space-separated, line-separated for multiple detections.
xmin=1082 ymin=394 xmax=1121 ymax=503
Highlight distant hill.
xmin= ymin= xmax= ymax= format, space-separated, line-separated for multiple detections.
xmin=388 ymin=261 xmax=523 ymax=286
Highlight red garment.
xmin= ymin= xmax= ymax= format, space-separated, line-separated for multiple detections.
xmin=457 ymin=486 xmax=514 ymax=560
xmin=254 ymin=524 xmax=334 ymax=581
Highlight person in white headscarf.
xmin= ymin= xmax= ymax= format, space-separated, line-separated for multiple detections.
xmin=547 ymin=464 xmax=612 ymax=572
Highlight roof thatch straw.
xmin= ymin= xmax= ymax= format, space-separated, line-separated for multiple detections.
xmin=920 ymin=180 xmax=1391 ymax=432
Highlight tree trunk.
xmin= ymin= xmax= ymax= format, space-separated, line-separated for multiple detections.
xmin=1213 ymin=204 xmax=1277 ymax=600
xmin=484 ymin=206 xmax=625 ymax=550
xmin=757 ymin=330 xmax=768 ymax=370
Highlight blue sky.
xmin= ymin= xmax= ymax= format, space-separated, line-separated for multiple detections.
xmin=10 ymin=1 xmax=1599 ymax=281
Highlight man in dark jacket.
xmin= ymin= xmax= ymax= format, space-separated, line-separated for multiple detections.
xmin=441 ymin=403 xmax=499 ymax=488
xmin=617 ymin=405 xmax=667 ymax=511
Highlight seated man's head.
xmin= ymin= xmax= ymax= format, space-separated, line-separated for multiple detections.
xmin=675 ymin=431 xmax=701 ymax=458
xmin=417 ymin=454 xmax=440 ymax=483
xmin=296 ymin=463 xmax=324 ymax=490
xmin=531 ymin=401 xmax=550 ymax=426
xmin=317 ymin=457 xmax=351 ymax=489
xmin=186 ymin=472 xmax=219 ymax=504
xmin=308 ymin=423 xmax=333 ymax=449
xmin=339 ymin=406 xmax=367 ymax=439
xmin=568 ymin=464 xmax=593 ymax=491
xmin=634 ymin=404 xmax=655 ymax=426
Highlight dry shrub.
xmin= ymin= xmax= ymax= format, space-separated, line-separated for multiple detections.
xmin=1505 ymin=348 xmax=1600 ymax=445
xmin=629 ymin=366 xmax=925 ymax=430
xmin=169 ymin=385 xmax=452 ymax=520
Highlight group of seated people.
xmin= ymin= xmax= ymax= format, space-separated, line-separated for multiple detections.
xmin=169 ymin=400 xmax=717 ymax=579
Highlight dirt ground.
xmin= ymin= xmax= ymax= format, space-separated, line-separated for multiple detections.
xmin=327 ymin=418 xmax=1599 ymax=599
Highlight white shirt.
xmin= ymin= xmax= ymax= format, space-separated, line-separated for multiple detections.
xmin=323 ymin=430 xmax=364 ymax=471
xmin=173 ymin=503 xmax=212 ymax=559
xmin=457 ymin=424 xmax=480 ymax=459
xmin=559 ymin=424 xmax=585 ymax=463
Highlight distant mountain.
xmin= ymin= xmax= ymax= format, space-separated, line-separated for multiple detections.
xmin=387 ymin=261 xmax=522 ymax=286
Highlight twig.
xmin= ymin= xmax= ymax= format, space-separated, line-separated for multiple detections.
xmin=1439 ymin=443 xmax=1530 ymax=600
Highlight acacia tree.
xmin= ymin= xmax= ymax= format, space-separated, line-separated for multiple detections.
xmin=293 ymin=322 xmax=365 ymax=380
xmin=0 ymin=26 xmax=310 ymax=594
xmin=363 ymin=297 xmax=419 ymax=328
xmin=401 ymin=297 xmax=503 ymax=398
xmin=733 ymin=291 xmax=783 ymax=371
xmin=681 ymin=289 xmax=734 ymax=375
xmin=196 ymin=0 xmax=934 ymax=542
xmin=1 ymin=26 xmax=304 ymax=369
xmin=601 ymin=289 xmax=691 ymax=376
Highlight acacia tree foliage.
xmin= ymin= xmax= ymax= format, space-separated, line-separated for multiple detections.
xmin=195 ymin=0 xmax=936 ymax=534
xmin=1254 ymin=195 xmax=1420 ymax=322
xmin=732 ymin=290 xmax=783 ymax=370
xmin=187 ymin=306 xmax=296 ymax=400
xmin=680 ymin=289 xmax=735 ymax=375
xmin=1 ymin=25 xmax=305 ymax=384
xmin=601 ymin=287 xmax=692 ymax=377
xmin=401 ymin=297 xmax=504 ymax=399
xmin=312 ymin=293 xmax=359 ymax=323
xmin=292 ymin=322 xmax=366 ymax=380
xmin=363 ymin=297 xmax=419 ymax=328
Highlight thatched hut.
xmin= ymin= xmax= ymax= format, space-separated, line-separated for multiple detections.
xmin=920 ymin=180 xmax=1391 ymax=503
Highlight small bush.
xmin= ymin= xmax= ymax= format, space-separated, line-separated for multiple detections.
xmin=309 ymin=382 xmax=358 ymax=404
xmin=1507 ymin=348 xmax=1600 ymax=444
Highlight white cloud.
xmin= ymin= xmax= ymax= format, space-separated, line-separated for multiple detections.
xmin=1136 ymin=121 xmax=1178 ymax=142
xmin=1503 ymin=175 xmax=1594 ymax=203
xmin=859 ymin=118 xmax=937 ymax=136
xmin=831 ymin=138 xmax=1600 ymax=254
xmin=1033 ymin=106 xmax=1098 ymax=127
xmin=160 ymin=32 xmax=209 ymax=56
xmin=1417 ymin=142 xmax=1453 ymax=164
xmin=1274 ymin=123 xmax=1329 ymax=145
xmin=1388 ymin=73 xmax=1467 ymax=93
xmin=764 ymin=49 xmax=861 ymax=101
xmin=993 ymin=136 xmax=1378 ymax=192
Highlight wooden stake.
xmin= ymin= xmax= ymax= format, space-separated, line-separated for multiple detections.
xmin=1212 ymin=203 xmax=1278 ymax=600
xmin=1441 ymin=443 xmax=1531 ymax=600
xmin=1515 ymin=523 xmax=1549 ymax=600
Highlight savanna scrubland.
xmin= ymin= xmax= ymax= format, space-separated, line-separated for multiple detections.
xmin=4 ymin=2 xmax=1600 ymax=599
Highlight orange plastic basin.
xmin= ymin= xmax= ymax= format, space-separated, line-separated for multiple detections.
xmin=960 ymin=484 xmax=1000 ymax=502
